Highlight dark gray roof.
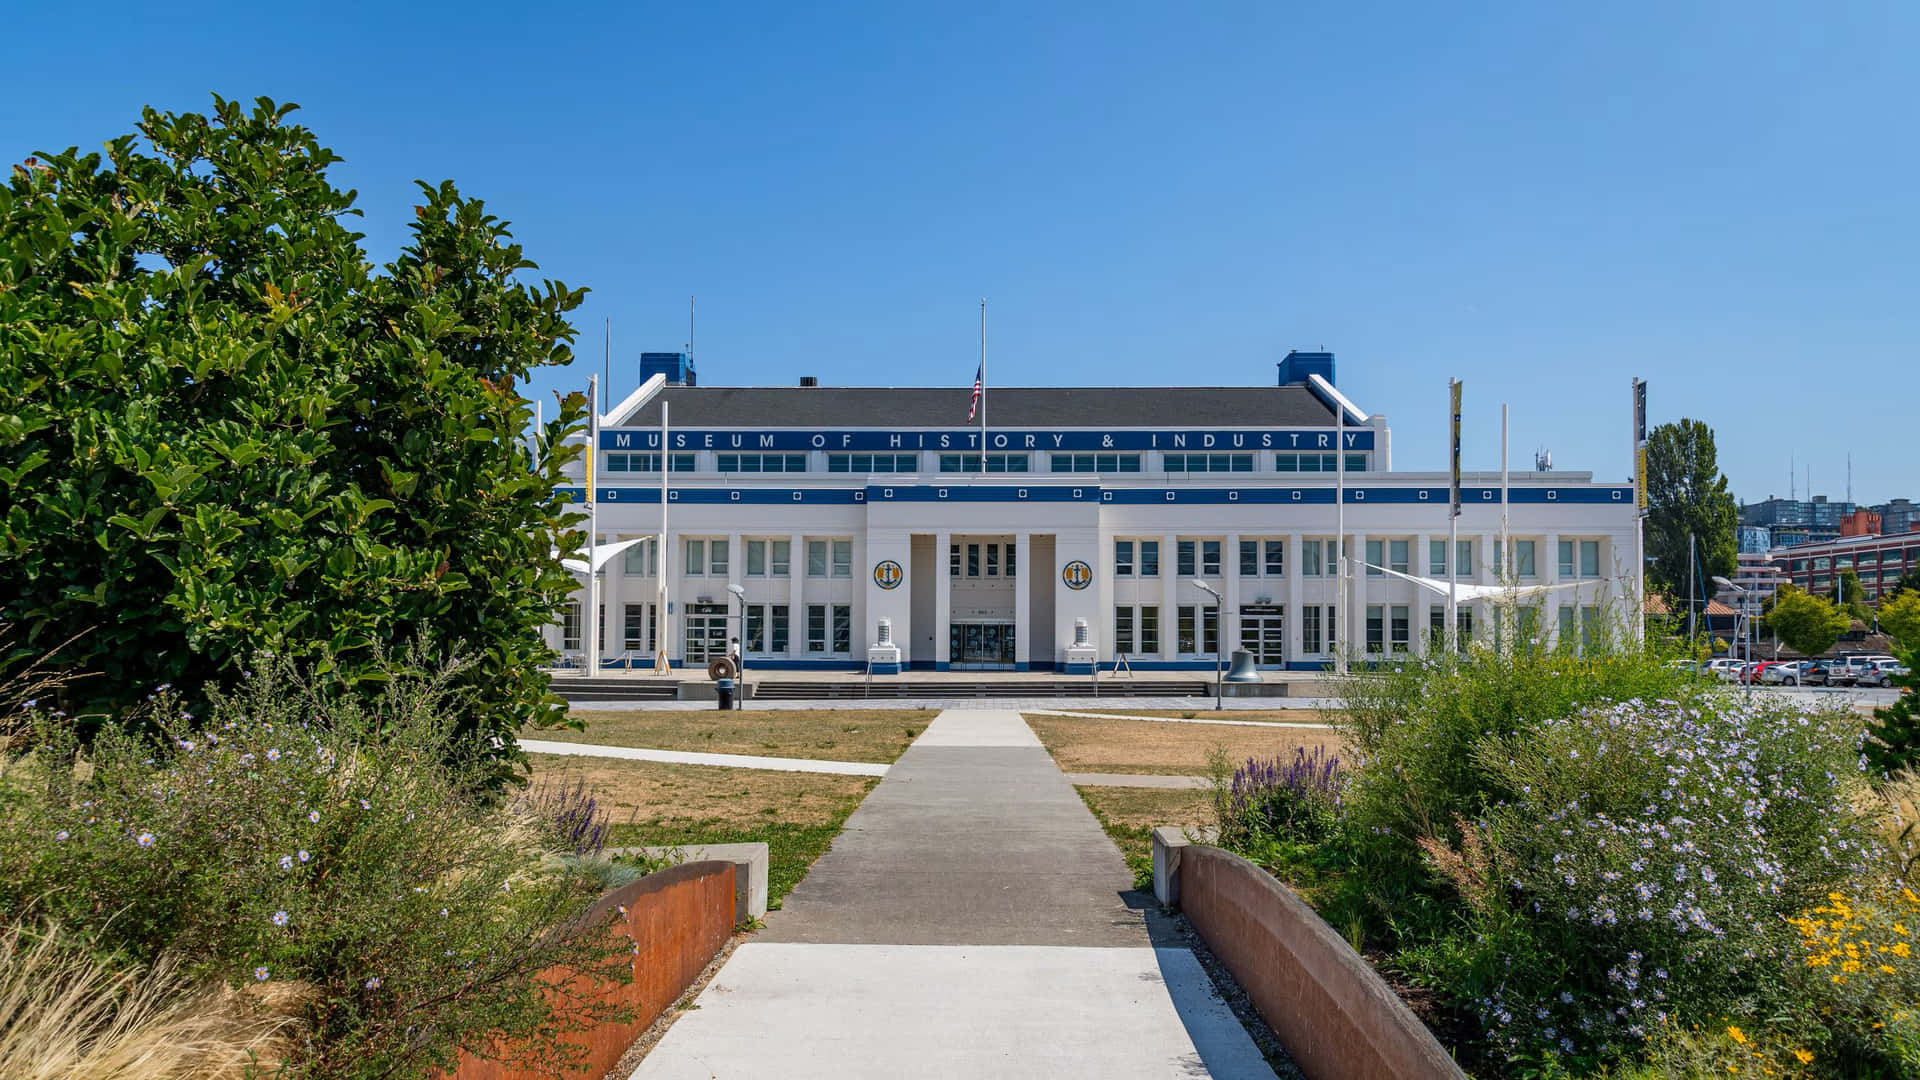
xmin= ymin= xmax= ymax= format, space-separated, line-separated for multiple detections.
xmin=621 ymin=385 xmax=1336 ymax=428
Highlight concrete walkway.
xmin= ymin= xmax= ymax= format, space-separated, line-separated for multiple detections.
xmin=631 ymin=709 xmax=1273 ymax=1079
xmin=1068 ymin=772 xmax=1214 ymax=790
xmin=519 ymin=738 xmax=890 ymax=776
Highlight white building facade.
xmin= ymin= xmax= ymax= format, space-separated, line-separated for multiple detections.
xmin=555 ymin=353 xmax=1640 ymax=673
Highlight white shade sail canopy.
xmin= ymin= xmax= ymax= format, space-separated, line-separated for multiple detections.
xmin=556 ymin=536 xmax=648 ymax=576
xmin=1361 ymin=563 xmax=1592 ymax=603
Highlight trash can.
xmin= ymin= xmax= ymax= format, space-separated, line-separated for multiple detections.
xmin=716 ymin=678 xmax=735 ymax=710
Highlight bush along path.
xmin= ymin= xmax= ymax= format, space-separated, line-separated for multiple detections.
xmin=629 ymin=709 xmax=1276 ymax=1079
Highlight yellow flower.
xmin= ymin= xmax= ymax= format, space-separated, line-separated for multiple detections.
xmin=1793 ymin=1049 xmax=1815 ymax=1065
xmin=1893 ymin=942 xmax=1912 ymax=958
xmin=1881 ymin=965 xmax=1898 ymax=974
xmin=1727 ymin=1025 xmax=1748 ymax=1045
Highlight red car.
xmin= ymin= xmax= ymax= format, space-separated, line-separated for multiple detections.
xmin=1739 ymin=661 xmax=1785 ymax=685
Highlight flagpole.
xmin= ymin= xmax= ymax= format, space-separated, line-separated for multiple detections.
xmin=1334 ymin=399 xmax=1346 ymax=675
xmin=978 ymin=298 xmax=987 ymax=477
xmin=1447 ymin=378 xmax=1461 ymax=655
xmin=585 ymin=374 xmax=600 ymax=676
xmin=1501 ymin=402 xmax=1511 ymax=654
xmin=656 ymin=400 xmax=671 ymax=675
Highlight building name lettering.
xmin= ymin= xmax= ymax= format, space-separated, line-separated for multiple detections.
xmin=601 ymin=428 xmax=1376 ymax=452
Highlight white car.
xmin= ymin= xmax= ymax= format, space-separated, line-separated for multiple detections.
xmin=1704 ymin=658 xmax=1744 ymax=683
xmin=1857 ymin=659 xmax=1910 ymax=689
xmin=1762 ymin=661 xmax=1810 ymax=686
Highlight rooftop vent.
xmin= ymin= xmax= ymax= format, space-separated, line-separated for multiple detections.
xmin=799 ymin=376 xmax=819 ymax=387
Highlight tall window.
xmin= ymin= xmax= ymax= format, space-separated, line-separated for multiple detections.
xmin=623 ymin=538 xmax=658 ymax=576
xmin=1264 ymin=540 xmax=1284 ymax=576
xmin=1140 ymin=541 xmax=1160 ymax=576
xmin=1240 ymin=540 xmax=1259 ymax=577
xmin=1365 ymin=606 xmax=1384 ymax=654
xmin=1115 ymin=540 xmax=1135 ymax=576
xmin=1366 ymin=540 xmax=1383 ymax=576
xmin=807 ymin=605 xmax=827 ymax=652
xmin=685 ymin=539 xmax=706 ymax=575
xmin=1390 ymin=605 xmax=1410 ymax=654
xmin=832 ymin=605 xmax=851 ymax=653
xmin=1176 ymin=605 xmax=1218 ymax=654
xmin=1006 ymin=543 xmax=1017 ymax=578
xmin=808 ymin=540 xmax=828 ymax=577
xmin=1201 ymin=541 xmax=1221 ymax=577
xmin=1389 ymin=540 xmax=1409 ymax=574
xmin=708 ymin=539 xmax=728 ymax=577
xmin=1176 ymin=540 xmax=1195 ymax=577
xmin=950 ymin=544 xmax=961 ymax=577
xmin=772 ymin=540 xmax=791 ymax=576
xmin=967 ymin=544 xmax=980 ymax=576
xmin=1303 ymin=540 xmax=1323 ymax=577
xmin=985 ymin=545 xmax=1000 ymax=576
xmin=1514 ymin=540 xmax=1537 ymax=578
xmin=1115 ymin=608 xmax=1135 ymax=654
xmin=1303 ymin=606 xmax=1323 ymax=654
xmin=624 ymin=603 xmax=652 ymax=652
xmin=1558 ymin=540 xmax=1576 ymax=578
xmin=1580 ymin=540 xmax=1600 ymax=578
xmin=1139 ymin=606 xmax=1160 ymax=653
xmin=831 ymin=540 xmax=852 ymax=578
xmin=1430 ymin=539 xmax=1448 ymax=577
xmin=561 ymin=602 xmax=582 ymax=652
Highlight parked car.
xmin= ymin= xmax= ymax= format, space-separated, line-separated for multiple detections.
xmin=1804 ymin=660 xmax=1855 ymax=687
xmin=1704 ymin=658 xmax=1744 ymax=683
xmin=1857 ymin=659 xmax=1911 ymax=689
xmin=1762 ymin=661 xmax=1810 ymax=686
xmin=1739 ymin=661 xmax=1786 ymax=685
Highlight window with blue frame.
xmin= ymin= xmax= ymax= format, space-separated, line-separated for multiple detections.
xmin=937 ymin=453 xmax=1029 ymax=473
xmin=827 ymin=452 xmax=918 ymax=473
xmin=1163 ymin=453 xmax=1253 ymax=473
xmin=717 ymin=453 xmax=808 ymax=473
xmin=1049 ymin=452 xmax=1142 ymax=473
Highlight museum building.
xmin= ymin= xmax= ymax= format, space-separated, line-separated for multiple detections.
xmin=555 ymin=351 xmax=1640 ymax=672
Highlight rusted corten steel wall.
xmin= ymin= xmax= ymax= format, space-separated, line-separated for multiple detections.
xmin=448 ymin=860 xmax=736 ymax=1080
xmin=1179 ymin=845 xmax=1464 ymax=1080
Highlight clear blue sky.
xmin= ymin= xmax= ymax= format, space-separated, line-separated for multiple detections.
xmin=6 ymin=2 xmax=1914 ymax=505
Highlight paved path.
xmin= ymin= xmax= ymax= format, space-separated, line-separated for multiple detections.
xmin=1068 ymin=772 xmax=1214 ymax=789
xmin=631 ymin=709 xmax=1273 ymax=1079
xmin=519 ymin=739 xmax=889 ymax=776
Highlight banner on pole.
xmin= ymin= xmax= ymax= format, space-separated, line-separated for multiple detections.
xmin=1448 ymin=379 xmax=1462 ymax=517
xmin=585 ymin=377 xmax=597 ymax=505
xmin=1632 ymin=378 xmax=1648 ymax=515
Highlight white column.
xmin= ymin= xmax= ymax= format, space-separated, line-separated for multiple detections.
xmin=1413 ymin=532 xmax=1430 ymax=656
xmin=935 ymin=530 xmax=952 ymax=668
xmin=1224 ymin=532 xmax=1242 ymax=659
xmin=1160 ymin=534 xmax=1179 ymax=661
xmin=851 ymin=532 xmax=867 ymax=658
xmin=1285 ymin=532 xmax=1304 ymax=664
xmin=605 ymin=539 xmax=626 ymax=663
xmin=1351 ymin=531 xmax=1370 ymax=659
xmin=1013 ymin=532 xmax=1031 ymax=668
xmin=1481 ymin=530 xmax=1498 ymax=650
xmin=789 ymin=533 xmax=806 ymax=660
xmin=725 ymin=531 xmax=742 ymax=656
xmin=1545 ymin=531 xmax=1562 ymax=649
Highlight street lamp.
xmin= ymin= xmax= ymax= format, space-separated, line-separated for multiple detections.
xmin=1191 ymin=580 xmax=1225 ymax=711
xmin=1711 ymin=576 xmax=1753 ymax=679
xmin=725 ymin=583 xmax=747 ymax=710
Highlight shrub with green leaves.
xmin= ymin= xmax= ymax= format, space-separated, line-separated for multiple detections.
xmin=0 ymin=661 xmax=627 ymax=1079
xmin=0 ymin=96 xmax=587 ymax=757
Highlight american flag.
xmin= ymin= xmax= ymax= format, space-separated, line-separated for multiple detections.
xmin=967 ymin=360 xmax=983 ymax=421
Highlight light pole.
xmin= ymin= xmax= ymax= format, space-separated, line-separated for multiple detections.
xmin=1712 ymin=576 xmax=1752 ymax=685
xmin=725 ymin=583 xmax=747 ymax=710
xmin=1191 ymin=580 xmax=1225 ymax=711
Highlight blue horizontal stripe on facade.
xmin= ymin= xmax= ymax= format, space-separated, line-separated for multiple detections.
xmin=601 ymin=428 xmax=1378 ymax=452
xmin=560 ymin=485 xmax=1635 ymax=505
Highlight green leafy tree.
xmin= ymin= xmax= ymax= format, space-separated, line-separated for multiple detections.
xmin=1833 ymin=567 xmax=1869 ymax=622
xmin=1644 ymin=419 xmax=1738 ymax=594
xmin=1763 ymin=584 xmax=1851 ymax=658
xmin=1863 ymin=646 xmax=1920 ymax=776
xmin=1886 ymin=566 xmax=1920 ymax=601
xmin=1879 ymin=591 xmax=1920 ymax=650
xmin=0 ymin=97 xmax=587 ymax=758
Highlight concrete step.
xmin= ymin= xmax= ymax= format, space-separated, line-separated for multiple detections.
xmin=549 ymin=678 xmax=682 ymax=701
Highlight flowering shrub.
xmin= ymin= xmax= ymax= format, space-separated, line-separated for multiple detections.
xmin=1214 ymin=746 xmax=1347 ymax=850
xmin=1456 ymin=696 xmax=1871 ymax=1069
xmin=1789 ymin=886 xmax=1920 ymax=1071
xmin=0 ymin=662 xmax=628 ymax=1079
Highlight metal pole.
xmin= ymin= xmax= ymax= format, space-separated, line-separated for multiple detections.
xmin=585 ymin=375 xmax=600 ymax=676
xmin=1447 ymin=378 xmax=1460 ymax=656
xmin=1335 ymin=400 xmax=1347 ymax=674
xmin=656 ymin=401 xmax=671 ymax=675
xmin=978 ymin=298 xmax=987 ymax=477
xmin=1501 ymin=403 xmax=1510 ymax=653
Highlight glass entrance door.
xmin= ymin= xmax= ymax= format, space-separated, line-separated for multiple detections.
xmin=949 ymin=621 xmax=1016 ymax=668
xmin=684 ymin=604 xmax=728 ymax=664
xmin=1239 ymin=609 xmax=1285 ymax=667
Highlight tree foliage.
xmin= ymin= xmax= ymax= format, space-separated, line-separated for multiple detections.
xmin=1644 ymin=418 xmax=1738 ymax=594
xmin=1832 ymin=567 xmax=1869 ymax=622
xmin=1863 ymin=646 xmax=1920 ymax=777
xmin=0 ymin=97 xmax=587 ymax=756
xmin=1763 ymin=584 xmax=1851 ymax=658
xmin=1879 ymin=592 xmax=1920 ymax=651
xmin=1886 ymin=566 xmax=1920 ymax=602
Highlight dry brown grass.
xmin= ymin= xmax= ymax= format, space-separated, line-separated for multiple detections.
xmin=528 ymin=709 xmax=934 ymax=763
xmin=1024 ymin=713 xmax=1346 ymax=776
xmin=525 ymin=754 xmax=876 ymax=833
xmin=0 ymin=924 xmax=295 ymax=1080
xmin=1076 ymin=786 xmax=1216 ymax=874
xmin=1066 ymin=708 xmax=1335 ymax=725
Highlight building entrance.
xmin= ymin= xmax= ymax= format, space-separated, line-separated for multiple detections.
xmin=684 ymin=604 xmax=728 ymax=664
xmin=1239 ymin=605 xmax=1286 ymax=668
xmin=950 ymin=621 xmax=1015 ymax=668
